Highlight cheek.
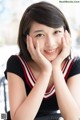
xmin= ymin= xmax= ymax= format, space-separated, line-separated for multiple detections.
xmin=39 ymin=41 xmax=44 ymax=50
xmin=56 ymin=37 xmax=62 ymax=45
xmin=38 ymin=41 xmax=45 ymax=54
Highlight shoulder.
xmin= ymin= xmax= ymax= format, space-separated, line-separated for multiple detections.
xmin=5 ymin=55 xmax=25 ymax=79
xmin=73 ymin=56 xmax=80 ymax=65
xmin=6 ymin=55 xmax=23 ymax=71
xmin=7 ymin=55 xmax=20 ymax=65
xmin=68 ymin=56 xmax=80 ymax=78
xmin=71 ymin=56 xmax=80 ymax=71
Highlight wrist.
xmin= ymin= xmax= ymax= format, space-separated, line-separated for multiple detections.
xmin=52 ymin=65 xmax=61 ymax=75
xmin=40 ymin=64 xmax=52 ymax=73
xmin=41 ymin=68 xmax=52 ymax=75
xmin=52 ymin=63 xmax=61 ymax=69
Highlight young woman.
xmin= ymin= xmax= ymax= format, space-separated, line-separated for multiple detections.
xmin=5 ymin=1 xmax=80 ymax=120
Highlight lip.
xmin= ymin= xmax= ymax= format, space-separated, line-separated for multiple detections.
xmin=44 ymin=49 xmax=57 ymax=55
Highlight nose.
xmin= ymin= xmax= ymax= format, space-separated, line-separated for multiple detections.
xmin=45 ymin=36 xmax=56 ymax=48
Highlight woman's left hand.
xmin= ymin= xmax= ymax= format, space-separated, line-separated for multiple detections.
xmin=52 ymin=30 xmax=71 ymax=67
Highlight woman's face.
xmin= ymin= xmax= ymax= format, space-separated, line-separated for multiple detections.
xmin=29 ymin=22 xmax=65 ymax=62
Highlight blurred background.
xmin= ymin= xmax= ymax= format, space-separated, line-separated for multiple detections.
xmin=0 ymin=0 xmax=80 ymax=115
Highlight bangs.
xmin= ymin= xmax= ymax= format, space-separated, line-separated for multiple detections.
xmin=28 ymin=6 xmax=65 ymax=28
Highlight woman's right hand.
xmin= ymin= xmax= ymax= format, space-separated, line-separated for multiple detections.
xmin=27 ymin=35 xmax=52 ymax=73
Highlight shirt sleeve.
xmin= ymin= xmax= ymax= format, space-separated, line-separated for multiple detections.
xmin=68 ymin=57 xmax=80 ymax=78
xmin=4 ymin=55 xmax=25 ymax=81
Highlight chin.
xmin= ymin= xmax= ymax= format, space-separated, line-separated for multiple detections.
xmin=46 ymin=56 xmax=57 ymax=62
xmin=43 ymin=52 xmax=59 ymax=62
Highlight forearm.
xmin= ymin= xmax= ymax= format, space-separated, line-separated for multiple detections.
xmin=13 ymin=71 xmax=51 ymax=120
xmin=52 ymin=67 xmax=80 ymax=120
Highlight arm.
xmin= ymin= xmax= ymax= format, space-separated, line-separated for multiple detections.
xmin=8 ymin=69 xmax=51 ymax=120
xmin=52 ymin=67 xmax=80 ymax=120
xmin=52 ymin=31 xmax=80 ymax=120
xmin=8 ymin=36 xmax=52 ymax=120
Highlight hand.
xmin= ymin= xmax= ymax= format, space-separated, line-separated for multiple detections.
xmin=52 ymin=30 xmax=71 ymax=67
xmin=27 ymin=35 xmax=52 ymax=72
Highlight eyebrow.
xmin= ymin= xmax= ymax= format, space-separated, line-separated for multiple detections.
xmin=33 ymin=30 xmax=44 ymax=33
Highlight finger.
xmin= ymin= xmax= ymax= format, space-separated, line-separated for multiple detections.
xmin=61 ymin=36 xmax=67 ymax=48
xmin=27 ymin=35 xmax=32 ymax=54
xmin=64 ymin=30 xmax=71 ymax=45
xmin=63 ymin=32 xmax=71 ymax=52
xmin=27 ymin=35 xmax=30 ymax=50
xmin=27 ymin=35 xmax=36 ymax=58
xmin=36 ymin=41 xmax=42 ymax=57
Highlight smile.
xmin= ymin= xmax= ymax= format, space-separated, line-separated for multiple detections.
xmin=44 ymin=49 xmax=57 ymax=55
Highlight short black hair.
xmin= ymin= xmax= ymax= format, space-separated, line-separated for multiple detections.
xmin=18 ymin=1 xmax=71 ymax=61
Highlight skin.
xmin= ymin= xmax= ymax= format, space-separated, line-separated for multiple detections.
xmin=7 ymin=22 xmax=80 ymax=120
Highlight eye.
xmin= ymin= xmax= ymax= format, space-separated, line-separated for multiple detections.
xmin=54 ymin=30 xmax=62 ymax=34
xmin=35 ymin=34 xmax=45 ymax=38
